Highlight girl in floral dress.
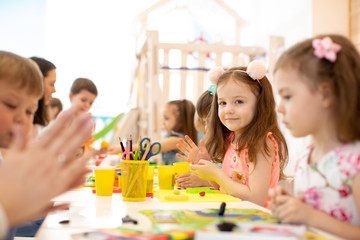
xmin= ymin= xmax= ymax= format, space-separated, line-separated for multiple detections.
xmin=178 ymin=61 xmax=288 ymax=208
xmin=270 ymin=34 xmax=360 ymax=239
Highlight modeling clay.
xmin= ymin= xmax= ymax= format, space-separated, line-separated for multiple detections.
xmin=186 ymin=187 xmax=214 ymax=194
xmin=173 ymin=190 xmax=181 ymax=195
xmin=199 ymin=191 xmax=205 ymax=197
xmin=164 ymin=195 xmax=189 ymax=201
xmin=101 ymin=140 xmax=110 ymax=149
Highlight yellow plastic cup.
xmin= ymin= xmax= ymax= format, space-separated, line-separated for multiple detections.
xmin=121 ymin=160 xmax=149 ymax=201
xmin=174 ymin=162 xmax=190 ymax=175
xmin=173 ymin=162 xmax=190 ymax=187
xmin=94 ymin=166 xmax=115 ymax=196
xmin=158 ymin=165 xmax=175 ymax=190
xmin=146 ymin=166 xmax=155 ymax=194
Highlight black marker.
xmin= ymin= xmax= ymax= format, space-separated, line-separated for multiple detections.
xmin=218 ymin=202 xmax=226 ymax=216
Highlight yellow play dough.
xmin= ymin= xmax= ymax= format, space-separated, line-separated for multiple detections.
xmin=101 ymin=140 xmax=110 ymax=149
xmin=164 ymin=195 xmax=189 ymax=201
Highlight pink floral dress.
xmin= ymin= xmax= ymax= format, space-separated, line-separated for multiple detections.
xmin=294 ymin=141 xmax=360 ymax=225
xmin=222 ymin=132 xmax=280 ymax=208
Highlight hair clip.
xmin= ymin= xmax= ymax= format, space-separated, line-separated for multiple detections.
xmin=312 ymin=37 xmax=341 ymax=63
xmin=208 ymin=84 xmax=216 ymax=95
xmin=208 ymin=61 xmax=266 ymax=92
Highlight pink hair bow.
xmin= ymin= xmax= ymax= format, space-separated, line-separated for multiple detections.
xmin=312 ymin=37 xmax=341 ymax=63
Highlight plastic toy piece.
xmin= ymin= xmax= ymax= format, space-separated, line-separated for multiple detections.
xmin=185 ymin=187 xmax=214 ymax=194
xmin=100 ymin=140 xmax=110 ymax=149
xmin=173 ymin=190 xmax=181 ymax=195
xmin=122 ymin=215 xmax=138 ymax=224
xmin=199 ymin=191 xmax=205 ymax=197
xmin=92 ymin=188 xmax=122 ymax=194
xmin=165 ymin=195 xmax=189 ymax=201
xmin=146 ymin=193 xmax=154 ymax=198
xmin=59 ymin=219 xmax=70 ymax=224
xmin=216 ymin=222 xmax=238 ymax=232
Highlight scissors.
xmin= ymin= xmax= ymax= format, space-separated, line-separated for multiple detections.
xmin=139 ymin=137 xmax=161 ymax=160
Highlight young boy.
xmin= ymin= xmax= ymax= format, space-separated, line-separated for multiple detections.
xmin=69 ymin=78 xmax=98 ymax=113
xmin=69 ymin=78 xmax=98 ymax=154
xmin=0 ymin=51 xmax=94 ymax=238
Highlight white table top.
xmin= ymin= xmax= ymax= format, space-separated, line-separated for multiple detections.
xmin=35 ymin=189 xmax=270 ymax=240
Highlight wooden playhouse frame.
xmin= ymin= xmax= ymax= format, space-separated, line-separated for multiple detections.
xmin=130 ymin=30 xmax=284 ymax=142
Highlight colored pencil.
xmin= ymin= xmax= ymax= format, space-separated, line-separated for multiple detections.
xmin=126 ymin=139 xmax=130 ymax=160
xmin=129 ymin=134 xmax=133 ymax=152
xmin=140 ymin=142 xmax=150 ymax=161
xmin=118 ymin=137 xmax=125 ymax=153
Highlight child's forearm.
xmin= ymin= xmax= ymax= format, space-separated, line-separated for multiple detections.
xmin=307 ymin=210 xmax=360 ymax=240
xmin=208 ymin=181 xmax=219 ymax=189
xmin=214 ymin=171 xmax=266 ymax=206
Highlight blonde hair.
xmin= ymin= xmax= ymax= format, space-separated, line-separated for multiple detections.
xmin=0 ymin=51 xmax=43 ymax=98
xmin=274 ymin=34 xmax=360 ymax=142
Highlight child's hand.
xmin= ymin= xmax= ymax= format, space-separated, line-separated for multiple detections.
xmin=176 ymin=136 xmax=210 ymax=163
xmin=190 ymin=160 xmax=221 ymax=182
xmin=268 ymin=186 xmax=289 ymax=204
xmin=176 ymin=172 xmax=211 ymax=188
xmin=0 ymin=109 xmax=93 ymax=226
xmin=107 ymin=145 xmax=122 ymax=154
xmin=271 ymin=193 xmax=313 ymax=224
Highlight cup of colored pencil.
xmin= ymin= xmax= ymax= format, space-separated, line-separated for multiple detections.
xmin=121 ymin=160 xmax=149 ymax=201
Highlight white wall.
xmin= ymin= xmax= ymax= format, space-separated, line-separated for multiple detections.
xmin=0 ymin=0 xmax=314 ymax=117
xmin=312 ymin=0 xmax=349 ymax=37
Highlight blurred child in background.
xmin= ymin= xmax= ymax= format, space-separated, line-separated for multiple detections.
xmin=108 ymin=99 xmax=198 ymax=165
xmin=69 ymin=77 xmax=98 ymax=155
xmin=69 ymin=78 xmax=97 ymax=114
xmin=47 ymin=97 xmax=63 ymax=121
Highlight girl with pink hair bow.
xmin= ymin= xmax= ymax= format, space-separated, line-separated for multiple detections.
xmin=270 ymin=34 xmax=360 ymax=239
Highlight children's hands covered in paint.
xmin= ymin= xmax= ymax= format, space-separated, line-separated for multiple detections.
xmin=176 ymin=136 xmax=210 ymax=164
xmin=176 ymin=172 xmax=211 ymax=188
xmin=0 ymin=108 xmax=93 ymax=226
xmin=269 ymin=186 xmax=313 ymax=224
xmin=190 ymin=160 xmax=222 ymax=182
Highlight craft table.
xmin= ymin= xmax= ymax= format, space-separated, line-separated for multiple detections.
xmin=35 ymin=189 xmax=271 ymax=240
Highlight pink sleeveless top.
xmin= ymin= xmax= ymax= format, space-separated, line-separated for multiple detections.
xmin=221 ymin=132 xmax=280 ymax=208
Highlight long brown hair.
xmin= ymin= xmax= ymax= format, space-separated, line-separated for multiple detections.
xmin=274 ymin=34 xmax=360 ymax=142
xmin=205 ymin=66 xmax=288 ymax=180
xmin=168 ymin=99 xmax=198 ymax=145
xmin=30 ymin=57 xmax=56 ymax=126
